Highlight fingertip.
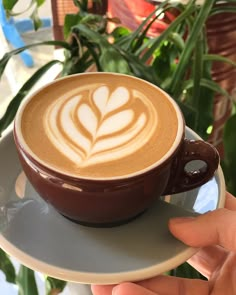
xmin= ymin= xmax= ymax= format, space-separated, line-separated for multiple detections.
xmin=168 ymin=216 xmax=196 ymax=232
xmin=91 ymin=284 xmax=115 ymax=295
xmin=168 ymin=216 xmax=199 ymax=246
xmin=169 ymin=208 xmax=236 ymax=250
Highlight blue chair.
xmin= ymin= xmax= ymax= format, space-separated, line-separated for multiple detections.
xmin=0 ymin=0 xmax=51 ymax=67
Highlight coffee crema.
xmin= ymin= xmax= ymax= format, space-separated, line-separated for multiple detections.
xmin=19 ymin=74 xmax=179 ymax=179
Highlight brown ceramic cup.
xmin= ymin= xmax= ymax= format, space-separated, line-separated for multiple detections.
xmin=13 ymin=73 xmax=219 ymax=227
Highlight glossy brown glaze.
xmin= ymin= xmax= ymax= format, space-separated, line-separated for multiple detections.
xmin=14 ymin=127 xmax=219 ymax=227
xmin=164 ymin=139 xmax=219 ymax=195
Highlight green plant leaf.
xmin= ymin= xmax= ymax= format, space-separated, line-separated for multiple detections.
xmin=64 ymin=14 xmax=82 ymax=39
xmin=72 ymin=23 xmax=108 ymax=47
xmin=170 ymin=0 xmax=215 ymax=97
xmin=184 ymin=78 xmax=231 ymax=100
xmin=120 ymin=50 xmax=160 ymax=85
xmin=168 ymin=32 xmax=185 ymax=52
xmin=177 ymin=100 xmax=197 ymax=131
xmin=172 ymin=262 xmax=206 ymax=280
xmin=152 ymin=41 xmax=176 ymax=83
xmin=30 ymin=6 xmax=43 ymax=31
xmin=111 ymin=27 xmax=131 ymax=41
xmin=204 ymin=54 xmax=236 ymax=68
xmin=73 ymin=0 xmax=88 ymax=11
xmin=196 ymin=55 xmax=215 ymax=139
xmin=187 ymin=31 xmax=215 ymax=139
xmin=183 ymin=70 xmax=228 ymax=139
xmin=36 ymin=0 xmax=45 ymax=7
xmin=139 ymin=1 xmax=196 ymax=63
xmin=2 ymin=0 xmax=34 ymax=17
xmin=45 ymin=277 xmax=66 ymax=295
xmin=99 ymin=47 xmax=131 ymax=74
xmin=120 ymin=0 xmax=170 ymax=52
xmin=210 ymin=6 xmax=236 ymax=16
xmin=191 ymin=33 xmax=203 ymax=109
xmin=223 ymin=113 xmax=236 ymax=195
xmin=62 ymin=46 xmax=95 ymax=76
xmin=17 ymin=265 xmax=38 ymax=295
xmin=0 ymin=249 xmax=16 ymax=284
xmin=0 ymin=41 xmax=70 ymax=80
xmin=0 ymin=60 xmax=61 ymax=136
xmin=130 ymin=1 xmax=172 ymax=54
xmin=3 ymin=0 xmax=18 ymax=10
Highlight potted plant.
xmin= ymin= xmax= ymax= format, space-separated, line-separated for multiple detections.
xmin=0 ymin=0 xmax=236 ymax=293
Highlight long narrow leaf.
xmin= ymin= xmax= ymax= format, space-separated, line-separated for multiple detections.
xmin=140 ymin=1 xmax=196 ymax=62
xmin=72 ymin=24 xmax=128 ymax=73
xmin=204 ymin=54 xmax=236 ymax=68
xmin=136 ymin=4 xmax=187 ymax=57
xmin=184 ymin=78 xmax=231 ymax=100
xmin=192 ymin=31 xmax=216 ymax=138
xmin=177 ymin=100 xmax=197 ymax=130
xmin=167 ymin=32 xmax=185 ymax=52
xmin=131 ymin=0 xmax=172 ymax=53
xmin=216 ymin=0 xmax=236 ymax=2
xmin=72 ymin=24 xmax=108 ymax=47
xmin=133 ymin=3 xmax=183 ymax=55
xmin=120 ymin=0 xmax=170 ymax=51
xmin=120 ymin=49 xmax=161 ymax=84
xmin=200 ymin=79 xmax=232 ymax=100
xmin=17 ymin=265 xmax=38 ymax=295
xmin=84 ymin=42 xmax=102 ymax=71
xmin=0 ymin=249 xmax=16 ymax=284
xmin=0 ymin=60 xmax=61 ymax=136
xmin=210 ymin=6 xmax=236 ymax=15
xmin=0 ymin=41 xmax=70 ymax=80
xmin=191 ymin=32 xmax=204 ymax=109
xmin=170 ymin=0 xmax=215 ymax=96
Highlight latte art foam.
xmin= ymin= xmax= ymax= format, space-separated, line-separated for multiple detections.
xmin=44 ymin=86 xmax=157 ymax=167
xmin=19 ymin=74 xmax=179 ymax=179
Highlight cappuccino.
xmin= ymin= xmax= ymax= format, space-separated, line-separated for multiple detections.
xmin=18 ymin=73 xmax=179 ymax=179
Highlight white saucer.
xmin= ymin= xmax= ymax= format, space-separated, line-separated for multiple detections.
xmin=0 ymin=127 xmax=225 ymax=284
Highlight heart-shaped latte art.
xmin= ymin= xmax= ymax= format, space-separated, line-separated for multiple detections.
xmin=44 ymin=85 xmax=158 ymax=167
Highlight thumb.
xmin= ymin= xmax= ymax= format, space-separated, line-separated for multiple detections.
xmin=169 ymin=208 xmax=236 ymax=252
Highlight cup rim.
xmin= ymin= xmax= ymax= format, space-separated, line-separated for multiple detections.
xmin=14 ymin=72 xmax=184 ymax=181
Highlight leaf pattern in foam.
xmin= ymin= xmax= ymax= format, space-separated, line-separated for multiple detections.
xmin=44 ymin=85 xmax=157 ymax=168
xmin=97 ymin=110 xmax=134 ymax=137
xmin=93 ymin=86 xmax=130 ymax=115
xmin=44 ymin=95 xmax=89 ymax=163
xmin=78 ymin=104 xmax=98 ymax=136
xmin=91 ymin=113 xmax=147 ymax=155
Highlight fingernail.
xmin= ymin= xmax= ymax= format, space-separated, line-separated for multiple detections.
xmin=112 ymin=285 xmax=119 ymax=295
xmin=170 ymin=216 xmax=196 ymax=224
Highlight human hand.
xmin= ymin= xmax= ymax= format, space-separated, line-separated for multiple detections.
xmin=91 ymin=192 xmax=236 ymax=295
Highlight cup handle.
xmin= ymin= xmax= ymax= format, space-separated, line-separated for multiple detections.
xmin=162 ymin=139 xmax=220 ymax=195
